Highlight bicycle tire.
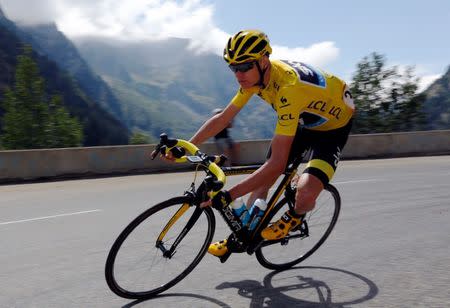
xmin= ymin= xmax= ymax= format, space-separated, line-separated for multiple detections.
xmin=105 ymin=196 xmax=215 ymax=299
xmin=255 ymin=184 xmax=341 ymax=271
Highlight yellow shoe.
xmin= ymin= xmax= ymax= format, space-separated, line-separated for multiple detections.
xmin=208 ymin=239 xmax=228 ymax=257
xmin=261 ymin=210 xmax=302 ymax=240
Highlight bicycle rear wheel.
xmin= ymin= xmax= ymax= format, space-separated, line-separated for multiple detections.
xmin=105 ymin=196 xmax=215 ymax=299
xmin=255 ymin=184 xmax=340 ymax=270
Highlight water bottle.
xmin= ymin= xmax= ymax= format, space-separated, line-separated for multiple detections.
xmin=248 ymin=199 xmax=267 ymax=231
xmin=229 ymin=197 xmax=251 ymax=226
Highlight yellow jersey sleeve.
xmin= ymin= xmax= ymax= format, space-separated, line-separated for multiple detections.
xmin=230 ymin=87 xmax=254 ymax=108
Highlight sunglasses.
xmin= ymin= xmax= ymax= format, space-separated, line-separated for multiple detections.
xmin=229 ymin=61 xmax=255 ymax=73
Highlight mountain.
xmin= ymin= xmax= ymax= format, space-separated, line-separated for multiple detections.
xmin=422 ymin=66 xmax=450 ymax=130
xmin=19 ymin=23 xmax=126 ymax=124
xmin=74 ymin=36 xmax=276 ymax=140
xmin=0 ymin=10 xmax=129 ymax=146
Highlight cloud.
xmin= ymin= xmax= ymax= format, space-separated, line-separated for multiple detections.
xmin=272 ymin=42 xmax=340 ymax=68
xmin=0 ymin=0 xmax=58 ymax=24
xmin=417 ymin=74 xmax=441 ymax=92
xmin=0 ymin=0 xmax=339 ymax=66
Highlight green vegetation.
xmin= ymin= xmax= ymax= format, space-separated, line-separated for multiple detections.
xmin=350 ymin=52 xmax=428 ymax=134
xmin=0 ymin=17 xmax=129 ymax=147
xmin=0 ymin=47 xmax=83 ymax=149
xmin=129 ymin=132 xmax=153 ymax=145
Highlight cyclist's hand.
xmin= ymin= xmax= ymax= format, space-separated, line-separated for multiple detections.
xmin=201 ymin=190 xmax=232 ymax=208
xmin=152 ymin=146 xmax=185 ymax=162
xmin=159 ymin=150 xmax=175 ymax=162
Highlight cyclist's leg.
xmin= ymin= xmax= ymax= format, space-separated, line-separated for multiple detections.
xmin=294 ymin=120 xmax=353 ymax=214
xmin=260 ymin=128 xmax=311 ymax=240
xmin=261 ymin=121 xmax=352 ymax=240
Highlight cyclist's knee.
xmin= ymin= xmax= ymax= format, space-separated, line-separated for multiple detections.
xmin=294 ymin=174 xmax=324 ymax=212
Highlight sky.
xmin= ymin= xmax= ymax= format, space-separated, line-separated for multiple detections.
xmin=1 ymin=0 xmax=449 ymax=91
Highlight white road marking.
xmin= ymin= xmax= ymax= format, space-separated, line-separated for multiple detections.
xmin=0 ymin=209 xmax=102 ymax=226
xmin=333 ymin=179 xmax=383 ymax=184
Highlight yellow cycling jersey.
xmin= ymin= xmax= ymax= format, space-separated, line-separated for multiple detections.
xmin=231 ymin=60 xmax=355 ymax=136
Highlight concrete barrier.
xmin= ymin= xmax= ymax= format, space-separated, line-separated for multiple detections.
xmin=0 ymin=130 xmax=449 ymax=183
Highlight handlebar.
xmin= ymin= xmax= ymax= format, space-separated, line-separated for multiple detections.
xmin=152 ymin=133 xmax=226 ymax=197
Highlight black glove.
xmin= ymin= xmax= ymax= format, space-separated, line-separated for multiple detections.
xmin=211 ymin=190 xmax=232 ymax=209
xmin=171 ymin=146 xmax=186 ymax=158
xmin=161 ymin=146 xmax=185 ymax=158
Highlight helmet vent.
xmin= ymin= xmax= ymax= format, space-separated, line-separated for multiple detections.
xmin=250 ymin=40 xmax=267 ymax=54
xmin=234 ymin=36 xmax=245 ymax=51
xmin=239 ymin=36 xmax=258 ymax=55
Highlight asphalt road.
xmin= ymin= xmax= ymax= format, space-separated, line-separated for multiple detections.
xmin=1 ymin=156 xmax=449 ymax=307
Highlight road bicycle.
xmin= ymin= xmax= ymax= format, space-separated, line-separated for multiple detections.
xmin=105 ymin=134 xmax=341 ymax=299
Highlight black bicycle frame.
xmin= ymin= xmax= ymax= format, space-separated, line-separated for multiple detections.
xmin=213 ymin=156 xmax=304 ymax=255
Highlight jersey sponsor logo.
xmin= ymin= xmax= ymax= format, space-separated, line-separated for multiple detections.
xmin=299 ymin=112 xmax=328 ymax=128
xmin=333 ymin=146 xmax=342 ymax=167
xmin=278 ymin=96 xmax=291 ymax=109
xmin=277 ymin=113 xmax=296 ymax=126
xmin=278 ymin=113 xmax=295 ymax=121
xmin=279 ymin=96 xmax=291 ymax=108
xmin=307 ymin=100 xmax=342 ymax=120
xmin=273 ymin=81 xmax=280 ymax=91
xmin=283 ymin=60 xmax=326 ymax=88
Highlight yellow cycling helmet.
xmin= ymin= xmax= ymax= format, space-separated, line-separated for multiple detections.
xmin=223 ymin=30 xmax=272 ymax=64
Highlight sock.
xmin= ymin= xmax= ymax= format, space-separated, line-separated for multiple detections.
xmin=288 ymin=208 xmax=303 ymax=219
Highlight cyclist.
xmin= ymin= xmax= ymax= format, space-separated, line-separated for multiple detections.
xmin=212 ymin=108 xmax=239 ymax=166
xmin=162 ymin=29 xmax=355 ymax=257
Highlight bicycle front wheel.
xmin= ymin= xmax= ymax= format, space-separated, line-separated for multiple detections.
xmin=105 ymin=196 xmax=215 ymax=299
xmin=255 ymin=184 xmax=340 ymax=270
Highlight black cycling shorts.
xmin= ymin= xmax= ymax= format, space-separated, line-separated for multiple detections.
xmin=267 ymin=119 xmax=353 ymax=186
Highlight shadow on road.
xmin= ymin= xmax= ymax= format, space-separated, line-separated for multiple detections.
xmin=216 ymin=266 xmax=378 ymax=307
xmin=121 ymin=292 xmax=232 ymax=308
xmin=121 ymin=266 xmax=378 ymax=307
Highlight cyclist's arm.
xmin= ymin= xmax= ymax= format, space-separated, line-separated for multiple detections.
xmin=190 ymin=87 xmax=253 ymax=145
xmin=228 ymin=133 xmax=294 ymax=200
xmin=190 ymin=103 xmax=241 ymax=146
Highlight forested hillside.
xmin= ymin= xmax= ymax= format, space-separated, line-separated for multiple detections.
xmin=0 ymin=10 xmax=129 ymax=146
xmin=19 ymin=23 xmax=126 ymax=124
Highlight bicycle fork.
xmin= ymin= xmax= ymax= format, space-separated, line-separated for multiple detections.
xmin=156 ymin=203 xmax=204 ymax=258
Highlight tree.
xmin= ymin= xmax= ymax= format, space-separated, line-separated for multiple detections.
xmin=0 ymin=46 xmax=83 ymax=149
xmin=350 ymin=53 xmax=394 ymax=133
xmin=350 ymin=52 xmax=426 ymax=133
xmin=46 ymin=95 xmax=83 ymax=148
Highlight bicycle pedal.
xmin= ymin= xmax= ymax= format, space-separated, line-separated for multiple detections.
xmin=219 ymin=250 xmax=232 ymax=263
xmin=292 ymin=220 xmax=309 ymax=237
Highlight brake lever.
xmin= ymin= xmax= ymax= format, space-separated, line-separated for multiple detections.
xmin=151 ymin=143 xmax=162 ymax=160
xmin=151 ymin=133 xmax=170 ymax=160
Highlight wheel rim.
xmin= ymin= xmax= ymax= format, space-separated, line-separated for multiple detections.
xmin=257 ymin=186 xmax=340 ymax=269
xmin=106 ymin=200 xmax=214 ymax=298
